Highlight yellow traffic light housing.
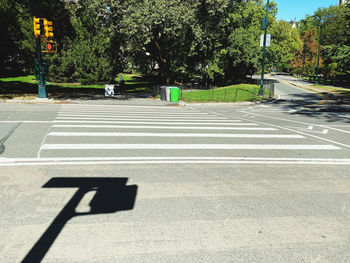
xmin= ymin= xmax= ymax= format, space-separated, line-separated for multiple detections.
xmin=44 ymin=19 xmax=54 ymax=38
xmin=33 ymin=17 xmax=41 ymax=37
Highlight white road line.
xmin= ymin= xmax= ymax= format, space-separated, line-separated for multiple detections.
xmin=40 ymin=144 xmax=340 ymax=150
xmin=54 ymin=120 xmax=256 ymax=126
xmin=285 ymin=125 xmax=329 ymax=134
xmin=53 ymin=121 xmax=244 ymax=126
xmin=240 ymin=110 xmax=350 ymax=135
xmin=56 ymin=116 xmax=229 ymax=120
xmin=58 ymin=111 xmax=208 ymax=115
xmin=61 ymin=105 xmax=189 ymax=109
xmin=0 ymin=160 xmax=349 ymax=166
xmin=2 ymin=157 xmax=349 ymax=162
xmin=36 ymin=121 xmax=53 ymax=158
xmin=52 ymin=125 xmax=277 ymax=131
xmin=212 ymin=111 xmax=350 ymax=149
xmin=1 ymin=157 xmax=349 ymax=166
xmin=57 ymin=113 xmax=218 ymax=118
xmin=48 ymin=132 xmax=304 ymax=138
xmin=54 ymin=119 xmax=241 ymax=123
xmin=0 ymin=120 xmax=245 ymax=125
xmin=319 ymin=126 xmax=350 ymax=135
xmin=327 ymin=127 xmax=350 ymax=129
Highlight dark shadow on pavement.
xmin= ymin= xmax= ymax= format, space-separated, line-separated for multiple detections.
xmin=0 ymin=80 xmax=155 ymax=101
xmin=22 ymin=177 xmax=137 ymax=263
xmin=264 ymin=92 xmax=350 ymax=123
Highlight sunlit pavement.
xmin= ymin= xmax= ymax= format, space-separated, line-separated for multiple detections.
xmin=0 ymin=90 xmax=350 ymax=262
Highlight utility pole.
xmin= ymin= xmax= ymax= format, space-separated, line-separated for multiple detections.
xmin=258 ymin=0 xmax=270 ymax=96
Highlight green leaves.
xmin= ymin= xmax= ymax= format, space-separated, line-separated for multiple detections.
xmin=295 ymin=4 xmax=350 ymax=83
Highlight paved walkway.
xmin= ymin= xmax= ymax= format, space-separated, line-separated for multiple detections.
xmin=0 ymin=95 xmax=179 ymax=106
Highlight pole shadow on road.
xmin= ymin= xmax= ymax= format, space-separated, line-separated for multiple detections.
xmin=21 ymin=177 xmax=138 ymax=263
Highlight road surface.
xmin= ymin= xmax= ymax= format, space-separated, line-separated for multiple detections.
xmin=0 ymin=87 xmax=350 ymax=262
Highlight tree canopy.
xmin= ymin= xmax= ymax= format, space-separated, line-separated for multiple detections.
xmin=294 ymin=3 xmax=350 ymax=82
xmin=2 ymin=0 xmax=349 ymax=85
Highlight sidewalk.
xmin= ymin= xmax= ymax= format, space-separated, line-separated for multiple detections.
xmin=0 ymin=94 xmax=180 ymax=106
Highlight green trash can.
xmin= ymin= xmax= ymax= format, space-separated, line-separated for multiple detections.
xmin=170 ymin=87 xmax=180 ymax=102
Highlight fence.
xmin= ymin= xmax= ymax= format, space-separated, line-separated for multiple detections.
xmin=153 ymin=82 xmax=275 ymax=102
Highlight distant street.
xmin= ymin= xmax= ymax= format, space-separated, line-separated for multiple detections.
xmin=1 ymin=88 xmax=350 ymax=262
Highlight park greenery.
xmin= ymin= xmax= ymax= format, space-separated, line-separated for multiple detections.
xmin=0 ymin=0 xmax=349 ymax=90
xmin=291 ymin=3 xmax=350 ymax=84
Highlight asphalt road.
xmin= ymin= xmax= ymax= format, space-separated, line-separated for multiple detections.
xmin=0 ymin=84 xmax=350 ymax=262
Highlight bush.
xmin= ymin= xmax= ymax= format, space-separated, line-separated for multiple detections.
xmin=290 ymin=68 xmax=303 ymax=76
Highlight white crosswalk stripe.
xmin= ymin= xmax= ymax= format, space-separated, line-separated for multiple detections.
xmin=41 ymin=144 xmax=340 ymax=150
xmin=48 ymin=132 xmax=305 ymax=138
xmin=33 ymin=104 xmax=343 ymax=163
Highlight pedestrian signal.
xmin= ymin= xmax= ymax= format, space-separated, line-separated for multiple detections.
xmin=41 ymin=39 xmax=57 ymax=53
xmin=47 ymin=42 xmax=56 ymax=51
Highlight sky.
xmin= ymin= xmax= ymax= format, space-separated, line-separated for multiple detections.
xmin=274 ymin=0 xmax=338 ymax=22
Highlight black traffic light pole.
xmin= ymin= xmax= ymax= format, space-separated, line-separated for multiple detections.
xmin=31 ymin=0 xmax=47 ymax=98
xmin=36 ymin=30 xmax=47 ymax=98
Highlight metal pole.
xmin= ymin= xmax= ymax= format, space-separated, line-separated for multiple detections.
xmin=315 ymin=23 xmax=323 ymax=85
xmin=302 ymin=42 xmax=306 ymax=77
xmin=37 ymin=35 xmax=47 ymax=98
xmin=32 ymin=0 xmax=47 ymax=98
xmin=259 ymin=0 xmax=270 ymax=96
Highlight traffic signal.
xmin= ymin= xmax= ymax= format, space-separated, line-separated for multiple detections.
xmin=33 ymin=17 xmax=41 ymax=37
xmin=41 ymin=39 xmax=57 ymax=53
xmin=47 ymin=42 xmax=56 ymax=52
xmin=44 ymin=19 xmax=54 ymax=38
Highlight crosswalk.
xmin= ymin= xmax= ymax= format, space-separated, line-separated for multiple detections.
xmin=27 ymin=104 xmax=348 ymax=165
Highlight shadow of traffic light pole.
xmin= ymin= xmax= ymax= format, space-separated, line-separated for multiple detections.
xmin=22 ymin=177 xmax=137 ymax=263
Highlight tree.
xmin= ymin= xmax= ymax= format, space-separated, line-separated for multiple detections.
xmin=220 ymin=0 xmax=267 ymax=82
xmin=267 ymin=20 xmax=302 ymax=71
xmin=122 ymin=0 xmax=198 ymax=84
xmin=47 ymin=0 xmax=125 ymax=84
xmin=344 ymin=3 xmax=350 ymax=46
xmin=292 ymin=4 xmax=350 ymax=83
xmin=290 ymin=28 xmax=321 ymax=79
xmin=189 ymin=0 xmax=268 ymax=84
xmin=0 ymin=0 xmax=35 ymax=76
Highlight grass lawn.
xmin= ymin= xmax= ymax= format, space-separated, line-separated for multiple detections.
xmin=310 ymin=84 xmax=350 ymax=101
xmin=180 ymin=84 xmax=272 ymax=102
xmin=312 ymin=84 xmax=350 ymax=93
xmin=0 ymin=75 xmax=273 ymax=102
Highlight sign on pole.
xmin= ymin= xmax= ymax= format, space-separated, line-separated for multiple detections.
xmin=266 ymin=34 xmax=271 ymax=47
xmin=260 ymin=34 xmax=271 ymax=47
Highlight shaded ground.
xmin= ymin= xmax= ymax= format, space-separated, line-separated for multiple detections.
xmin=0 ymin=75 xmax=156 ymax=101
xmin=268 ymin=95 xmax=350 ymax=124
xmin=269 ymin=73 xmax=350 ymax=104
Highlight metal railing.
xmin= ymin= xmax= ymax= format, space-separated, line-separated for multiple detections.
xmin=154 ymin=83 xmax=275 ymax=102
